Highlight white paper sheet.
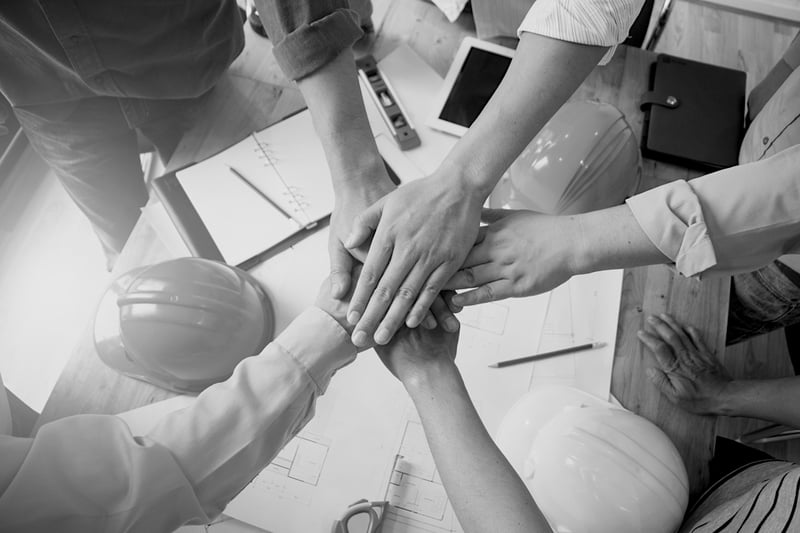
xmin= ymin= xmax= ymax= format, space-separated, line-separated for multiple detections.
xmin=529 ymin=270 xmax=624 ymax=401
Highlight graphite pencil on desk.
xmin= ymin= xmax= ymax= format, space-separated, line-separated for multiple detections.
xmin=489 ymin=341 xmax=605 ymax=368
xmin=227 ymin=165 xmax=301 ymax=227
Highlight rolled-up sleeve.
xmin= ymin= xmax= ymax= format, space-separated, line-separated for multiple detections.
xmin=0 ymin=307 xmax=355 ymax=532
xmin=518 ymin=0 xmax=645 ymax=65
xmin=255 ymin=0 xmax=363 ymax=80
xmin=626 ymin=145 xmax=800 ymax=278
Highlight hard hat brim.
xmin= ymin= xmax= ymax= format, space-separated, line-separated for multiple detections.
xmin=94 ymin=267 xmax=150 ymax=380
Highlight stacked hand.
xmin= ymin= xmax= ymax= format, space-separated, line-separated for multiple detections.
xmin=340 ymin=175 xmax=483 ymax=347
xmin=445 ymin=209 xmax=579 ymax=307
xmin=375 ymin=320 xmax=460 ymax=387
xmin=637 ymin=314 xmax=732 ymax=415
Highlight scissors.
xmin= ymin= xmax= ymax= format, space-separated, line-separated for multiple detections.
xmin=331 ymin=499 xmax=389 ymax=533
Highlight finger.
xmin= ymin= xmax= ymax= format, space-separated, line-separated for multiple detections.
xmin=329 ymin=240 xmax=354 ymax=299
xmin=474 ymin=225 xmax=488 ymax=245
xmin=647 ymin=315 xmax=690 ymax=355
xmin=354 ymin=255 xmax=416 ymax=346
xmin=422 ymin=311 xmax=437 ymax=329
xmin=462 ymin=240 xmax=495 ymax=269
xmin=406 ymin=263 xmax=459 ymax=331
xmin=443 ymin=290 xmax=463 ymax=314
xmin=372 ymin=261 xmax=432 ymax=344
xmin=345 ymin=198 xmax=385 ymax=249
xmin=347 ymin=236 xmax=393 ymax=327
xmin=450 ymin=280 xmax=511 ymax=307
xmin=637 ymin=330 xmax=679 ymax=373
xmin=646 ymin=367 xmax=677 ymax=397
xmin=481 ymin=208 xmax=513 ymax=224
xmin=657 ymin=313 xmax=695 ymax=353
xmin=428 ymin=293 xmax=459 ymax=333
xmin=444 ymin=263 xmax=501 ymax=290
xmin=686 ymin=326 xmax=713 ymax=356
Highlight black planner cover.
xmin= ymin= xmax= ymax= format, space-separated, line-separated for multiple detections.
xmin=641 ymin=54 xmax=746 ymax=171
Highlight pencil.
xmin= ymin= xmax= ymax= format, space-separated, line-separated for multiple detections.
xmin=489 ymin=341 xmax=606 ymax=368
xmin=227 ymin=165 xmax=303 ymax=227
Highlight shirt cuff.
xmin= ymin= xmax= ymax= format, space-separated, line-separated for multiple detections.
xmin=626 ymin=180 xmax=718 ymax=277
xmin=517 ymin=0 xmax=644 ymax=65
xmin=272 ymin=10 xmax=363 ymax=81
xmin=274 ymin=307 xmax=356 ymax=394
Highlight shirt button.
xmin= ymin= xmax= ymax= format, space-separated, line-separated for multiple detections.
xmin=762 ymin=136 xmax=770 ymax=145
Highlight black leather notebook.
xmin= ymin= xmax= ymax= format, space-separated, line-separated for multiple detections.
xmin=640 ymin=54 xmax=746 ymax=171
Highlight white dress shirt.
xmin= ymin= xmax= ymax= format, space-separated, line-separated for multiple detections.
xmin=626 ymin=34 xmax=800 ymax=277
xmin=518 ymin=0 xmax=646 ymax=64
xmin=0 ymin=307 xmax=355 ymax=532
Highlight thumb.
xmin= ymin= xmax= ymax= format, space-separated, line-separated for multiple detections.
xmin=345 ymin=197 xmax=385 ymax=249
xmin=329 ymin=241 xmax=354 ymax=299
xmin=480 ymin=207 xmax=513 ymax=224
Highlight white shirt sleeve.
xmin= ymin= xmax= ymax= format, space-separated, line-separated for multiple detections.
xmin=0 ymin=307 xmax=356 ymax=533
xmin=517 ymin=0 xmax=645 ymax=64
xmin=626 ymin=145 xmax=800 ymax=277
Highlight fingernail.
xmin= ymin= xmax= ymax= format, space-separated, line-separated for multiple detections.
xmin=423 ymin=316 xmax=436 ymax=329
xmin=647 ymin=315 xmax=657 ymax=324
xmin=451 ymin=295 xmax=463 ymax=307
xmin=660 ymin=313 xmax=669 ymax=320
xmin=645 ymin=368 xmax=655 ymax=379
xmin=375 ymin=328 xmax=390 ymax=345
xmin=445 ymin=318 xmax=459 ymax=332
xmin=352 ymin=331 xmax=368 ymax=347
xmin=344 ymin=233 xmax=356 ymax=248
xmin=347 ymin=311 xmax=361 ymax=325
xmin=637 ymin=330 xmax=645 ymax=338
xmin=332 ymin=282 xmax=342 ymax=296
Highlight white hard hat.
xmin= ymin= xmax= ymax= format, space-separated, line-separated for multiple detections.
xmin=490 ymin=100 xmax=641 ymax=215
xmin=496 ymin=386 xmax=688 ymax=533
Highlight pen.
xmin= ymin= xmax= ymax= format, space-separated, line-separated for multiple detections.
xmin=227 ymin=165 xmax=304 ymax=228
xmin=489 ymin=341 xmax=606 ymax=368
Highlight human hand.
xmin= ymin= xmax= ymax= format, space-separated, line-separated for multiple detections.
xmin=444 ymin=209 xmax=579 ymax=307
xmin=637 ymin=313 xmax=732 ymax=416
xmin=344 ymin=175 xmax=484 ymax=347
xmin=375 ymin=321 xmax=460 ymax=387
xmin=328 ymin=177 xmax=395 ymax=299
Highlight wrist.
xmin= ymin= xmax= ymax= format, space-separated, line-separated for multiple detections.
xmin=401 ymin=357 xmax=459 ymax=397
xmin=435 ymin=157 xmax=496 ymax=200
xmin=333 ymin=157 xmax=395 ymax=203
xmin=713 ymin=380 xmax=751 ymax=417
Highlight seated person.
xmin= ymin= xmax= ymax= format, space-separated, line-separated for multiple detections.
xmin=443 ymin=31 xmax=800 ymax=346
xmin=377 ymin=318 xmax=800 ymax=532
xmin=0 ymin=275 xmax=449 ymax=532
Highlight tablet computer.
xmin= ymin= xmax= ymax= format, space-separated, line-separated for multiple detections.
xmin=427 ymin=37 xmax=515 ymax=137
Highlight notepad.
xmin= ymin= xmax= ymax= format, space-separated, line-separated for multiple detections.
xmin=155 ymin=109 xmax=335 ymax=267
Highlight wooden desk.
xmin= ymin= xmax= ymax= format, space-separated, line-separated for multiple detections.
xmin=36 ymin=0 xmax=728 ymax=500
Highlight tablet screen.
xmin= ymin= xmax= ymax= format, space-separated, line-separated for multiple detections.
xmin=438 ymin=47 xmax=513 ymax=128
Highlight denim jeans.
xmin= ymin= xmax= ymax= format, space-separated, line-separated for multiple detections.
xmin=14 ymin=95 xmax=201 ymax=265
xmin=727 ymin=260 xmax=800 ymax=345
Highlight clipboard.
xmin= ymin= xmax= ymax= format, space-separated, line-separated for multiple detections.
xmin=640 ymin=54 xmax=746 ymax=171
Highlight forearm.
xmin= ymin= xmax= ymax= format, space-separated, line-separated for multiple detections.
xmin=404 ymin=362 xmax=550 ymax=533
xmin=295 ymin=49 xmax=392 ymax=200
xmin=717 ymin=376 xmax=800 ymax=428
xmin=571 ymin=204 xmax=669 ymax=276
xmin=440 ymin=32 xmax=607 ymax=196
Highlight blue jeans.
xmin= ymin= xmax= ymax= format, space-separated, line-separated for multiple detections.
xmin=15 ymin=95 xmax=202 ymax=265
xmin=727 ymin=260 xmax=800 ymax=345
